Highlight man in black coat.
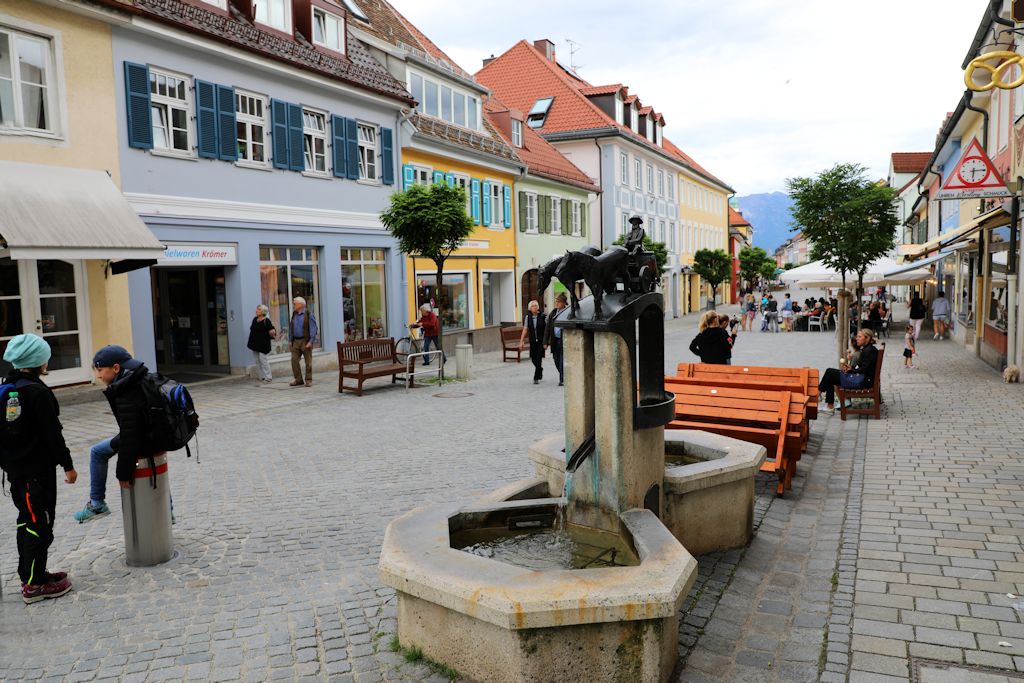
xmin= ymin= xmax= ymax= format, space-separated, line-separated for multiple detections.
xmin=1 ymin=334 xmax=77 ymax=604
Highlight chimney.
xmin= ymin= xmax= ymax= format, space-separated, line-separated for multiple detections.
xmin=482 ymin=54 xmax=496 ymax=68
xmin=533 ymin=39 xmax=556 ymax=62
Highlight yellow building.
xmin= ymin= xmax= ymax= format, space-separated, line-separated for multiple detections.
xmin=0 ymin=0 xmax=163 ymax=386
xmin=677 ymin=171 xmax=733 ymax=311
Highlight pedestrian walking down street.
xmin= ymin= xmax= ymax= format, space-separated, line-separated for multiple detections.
xmin=0 ymin=334 xmax=78 ymax=604
xmin=781 ymin=293 xmax=794 ymax=331
xmin=903 ymin=324 xmax=917 ymax=369
xmin=247 ymin=304 xmax=276 ymax=383
xmin=908 ymin=292 xmax=926 ymax=340
xmin=289 ymin=297 xmax=318 ymax=387
xmin=544 ymin=293 xmax=569 ymax=386
xmin=743 ymin=294 xmax=756 ymax=332
xmin=410 ymin=304 xmax=445 ymax=365
xmin=764 ymin=295 xmax=780 ymax=333
xmin=519 ymin=300 xmax=546 ymax=384
xmin=689 ymin=311 xmax=732 ymax=364
xmin=931 ymin=290 xmax=951 ymax=340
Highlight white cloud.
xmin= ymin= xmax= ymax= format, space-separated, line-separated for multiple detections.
xmin=387 ymin=0 xmax=987 ymax=194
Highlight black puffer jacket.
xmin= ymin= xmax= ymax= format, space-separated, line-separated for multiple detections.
xmin=0 ymin=370 xmax=73 ymax=480
xmin=102 ymin=359 xmax=156 ymax=483
xmin=689 ymin=327 xmax=733 ymax=365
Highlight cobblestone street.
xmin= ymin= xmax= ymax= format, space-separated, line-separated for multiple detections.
xmin=2 ymin=307 xmax=1024 ymax=682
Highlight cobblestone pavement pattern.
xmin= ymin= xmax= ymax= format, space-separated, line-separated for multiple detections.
xmin=2 ymin=299 xmax=1023 ymax=683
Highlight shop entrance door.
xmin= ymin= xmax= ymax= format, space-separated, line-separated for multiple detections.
xmin=152 ymin=267 xmax=229 ymax=376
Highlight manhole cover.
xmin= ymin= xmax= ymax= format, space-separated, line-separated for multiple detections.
xmin=913 ymin=658 xmax=1024 ymax=683
xmin=432 ymin=391 xmax=475 ymax=398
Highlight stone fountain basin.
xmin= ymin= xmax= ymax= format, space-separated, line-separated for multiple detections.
xmin=528 ymin=430 xmax=767 ymax=556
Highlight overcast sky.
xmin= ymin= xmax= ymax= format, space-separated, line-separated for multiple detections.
xmin=388 ymin=0 xmax=989 ymax=195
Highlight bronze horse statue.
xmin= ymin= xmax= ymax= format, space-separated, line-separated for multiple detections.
xmin=538 ymin=247 xmax=600 ymax=300
xmin=555 ymin=246 xmax=631 ymax=319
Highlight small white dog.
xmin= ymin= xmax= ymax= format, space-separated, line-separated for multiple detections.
xmin=1004 ymin=364 xmax=1021 ymax=383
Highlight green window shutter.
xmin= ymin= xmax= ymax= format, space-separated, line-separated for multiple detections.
xmin=580 ymin=201 xmax=588 ymax=237
xmin=518 ymin=192 xmax=528 ymax=232
xmin=540 ymin=196 xmax=550 ymax=234
xmin=561 ymin=198 xmax=570 ymax=234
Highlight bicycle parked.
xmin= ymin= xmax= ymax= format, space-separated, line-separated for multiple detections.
xmin=395 ymin=324 xmax=423 ymax=362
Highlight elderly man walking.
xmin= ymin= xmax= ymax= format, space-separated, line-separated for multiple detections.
xmin=289 ymin=297 xmax=318 ymax=387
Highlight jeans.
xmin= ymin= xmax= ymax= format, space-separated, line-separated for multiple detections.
xmin=89 ymin=437 xmax=116 ymax=504
xmin=551 ymin=338 xmax=563 ymax=383
xmin=422 ymin=335 xmax=445 ymax=364
xmin=766 ymin=312 xmax=779 ymax=332
xmin=255 ymin=351 xmax=271 ymax=380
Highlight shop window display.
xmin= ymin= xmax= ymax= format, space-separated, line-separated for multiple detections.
xmin=341 ymin=248 xmax=388 ymax=342
xmin=259 ymin=246 xmax=321 ymax=355
xmin=417 ymin=273 xmax=468 ymax=332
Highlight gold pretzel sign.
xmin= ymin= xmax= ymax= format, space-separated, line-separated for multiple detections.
xmin=965 ymin=51 xmax=1024 ymax=91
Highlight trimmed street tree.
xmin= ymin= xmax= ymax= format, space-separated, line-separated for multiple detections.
xmin=692 ymin=248 xmax=732 ymax=309
xmin=738 ymin=245 xmax=771 ymax=291
xmin=380 ymin=183 xmax=473 ymax=378
xmin=759 ymin=260 xmax=777 ymax=286
xmin=786 ymin=163 xmax=898 ymax=356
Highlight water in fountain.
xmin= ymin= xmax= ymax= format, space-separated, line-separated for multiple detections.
xmin=455 ymin=523 xmax=638 ymax=570
xmin=552 ymin=468 xmax=574 ymax=532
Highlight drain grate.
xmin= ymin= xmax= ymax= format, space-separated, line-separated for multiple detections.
xmin=432 ymin=391 xmax=475 ymax=398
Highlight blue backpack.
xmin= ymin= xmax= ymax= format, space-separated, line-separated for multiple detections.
xmin=139 ymin=372 xmax=200 ymax=460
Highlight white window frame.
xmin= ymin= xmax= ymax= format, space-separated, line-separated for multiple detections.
xmin=634 ymin=158 xmax=641 ymax=189
xmin=667 ymin=174 xmax=675 ymax=201
xmin=408 ymin=68 xmax=480 ymax=131
xmin=254 ymin=0 xmax=291 ymax=32
xmin=646 ymin=164 xmax=654 ymax=193
xmin=201 ymin=0 xmax=227 ymax=7
xmin=550 ymin=196 xmax=562 ymax=235
xmin=657 ymin=169 xmax=665 ymax=197
xmin=312 ymin=7 xmax=345 ymax=53
xmin=0 ymin=18 xmax=66 ymax=139
xmin=302 ymin=106 xmax=329 ymax=176
xmin=620 ymin=153 xmax=629 ymax=185
xmin=412 ymin=165 xmax=432 ymax=186
xmin=488 ymin=179 xmax=504 ymax=229
xmin=668 ymin=221 xmax=676 ymax=250
xmin=524 ymin=192 xmax=538 ymax=234
xmin=511 ymin=119 xmax=523 ymax=147
xmin=630 ymin=106 xmax=638 ymax=132
xmin=452 ymin=173 xmax=471 ymax=216
xmin=357 ymin=121 xmax=380 ymax=184
xmin=235 ymin=89 xmax=268 ymax=168
xmin=149 ymin=66 xmax=194 ymax=158
xmin=571 ymin=200 xmax=582 ymax=236
xmin=621 ymin=212 xmax=629 ymax=238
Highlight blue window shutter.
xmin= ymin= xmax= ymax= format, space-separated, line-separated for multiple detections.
xmin=215 ymin=85 xmax=237 ymax=161
xmin=381 ymin=128 xmax=395 ymax=185
xmin=195 ymin=80 xmax=219 ymax=158
xmin=403 ymin=164 xmax=416 ymax=190
xmin=503 ymin=184 xmax=512 ymax=228
xmin=445 ymin=173 xmax=455 ymax=187
xmin=470 ymin=178 xmax=481 ymax=225
xmin=346 ymin=118 xmax=360 ymax=180
xmin=288 ymin=103 xmax=304 ymax=171
xmin=124 ymin=62 xmax=153 ymax=150
xmin=271 ymin=99 xmax=289 ymax=169
xmin=331 ymin=115 xmax=347 ymax=178
xmin=482 ymin=180 xmax=492 ymax=226
xmin=432 ymin=170 xmax=445 ymax=185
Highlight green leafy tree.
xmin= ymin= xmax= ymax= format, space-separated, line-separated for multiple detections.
xmin=692 ymin=248 xmax=732 ymax=308
xmin=380 ymin=183 xmax=473 ymax=377
xmin=759 ymin=260 xmax=777 ymax=284
xmin=787 ymin=163 xmax=898 ymax=354
xmin=613 ymin=233 xmax=669 ymax=272
xmin=738 ymin=246 xmax=771 ymax=289
xmin=784 ymin=262 xmax=795 ymax=270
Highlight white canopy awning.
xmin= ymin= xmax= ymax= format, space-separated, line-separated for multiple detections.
xmin=0 ymin=161 xmax=164 ymax=261
xmin=785 ymin=256 xmax=932 ymax=288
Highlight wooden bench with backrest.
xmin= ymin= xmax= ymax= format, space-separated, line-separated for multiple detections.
xmin=676 ymin=363 xmax=820 ymax=421
xmin=502 ymin=326 xmax=524 ymax=362
xmin=337 ymin=338 xmax=406 ymax=396
xmin=837 ymin=343 xmax=885 ymax=420
xmin=664 ymin=380 xmax=808 ymax=496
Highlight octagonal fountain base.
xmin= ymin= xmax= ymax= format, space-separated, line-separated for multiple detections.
xmin=379 ymin=497 xmax=696 ymax=683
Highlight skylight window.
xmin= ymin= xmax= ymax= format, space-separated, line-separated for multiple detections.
xmin=527 ymin=97 xmax=554 ymax=129
xmin=340 ymin=0 xmax=367 ymax=21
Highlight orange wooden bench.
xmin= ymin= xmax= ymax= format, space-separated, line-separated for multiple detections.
xmin=664 ymin=381 xmax=807 ymax=496
xmin=675 ymin=363 xmax=820 ymax=420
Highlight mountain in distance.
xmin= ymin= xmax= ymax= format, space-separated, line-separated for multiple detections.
xmin=734 ymin=191 xmax=796 ymax=254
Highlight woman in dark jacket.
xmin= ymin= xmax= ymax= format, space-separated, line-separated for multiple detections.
xmin=247 ymin=304 xmax=276 ymax=383
xmin=818 ymin=327 xmax=878 ymax=411
xmin=689 ymin=311 xmax=733 ymax=365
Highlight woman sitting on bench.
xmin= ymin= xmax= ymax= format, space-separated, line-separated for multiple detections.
xmin=819 ymin=327 xmax=878 ymax=413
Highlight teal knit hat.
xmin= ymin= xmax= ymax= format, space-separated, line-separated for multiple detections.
xmin=4 ymin=334 xmax=52 ymax=369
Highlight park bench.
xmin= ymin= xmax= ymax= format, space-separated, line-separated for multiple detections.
xmin=836 ymin=344 xmax=886 ymax=420
xmin=675 ymin=363 xmax=820 ymax=420
xmin=664 ymin=380 xmax=807 ymax=496
xmin=502 ymin=326 xmax=524 ymax=362
xmin=337 ymin=338 xmax=406 ymax=396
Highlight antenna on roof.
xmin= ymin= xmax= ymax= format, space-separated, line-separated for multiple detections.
xmin=565 ymin=38 xmax=582 ymax=73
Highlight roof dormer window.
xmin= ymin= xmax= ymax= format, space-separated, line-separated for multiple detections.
xmin=630 ymin=106 xmax=638 ymax=132
xmin=614 ymin=92 xmax=623 ymax=125
xmin=511 ymin=119 xmax=523 ymax=147
xmin=646 ymin=114 xmax=654 ymax=141
xmin=254 ymin=0 xmax=291 ymax=32
xmin=312 ymin=7 xmax=345 ymax=53
xmin=527 ymin=97 xmax=553 ymax=128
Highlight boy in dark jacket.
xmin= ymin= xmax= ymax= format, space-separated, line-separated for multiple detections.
xmin=2 ymin=334 xmax=77 ymax=604
xmin=90 ymin=346 xmax=155 ymax=490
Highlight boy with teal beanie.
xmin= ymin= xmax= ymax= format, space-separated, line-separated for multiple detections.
xmin=1 ymin=334 xmax=77 ymax=604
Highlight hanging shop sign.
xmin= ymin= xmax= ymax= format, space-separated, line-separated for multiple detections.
xmin=965 ymin=51 xmax=1024 ymax=92
xmin=157 ymin=243 xmax=238 ymax=267
xmin=934 ymin=139 xmax=1012 ymax=200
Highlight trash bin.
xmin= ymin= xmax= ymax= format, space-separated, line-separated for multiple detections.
xmin=121 ymin=453 xmax=173 ymax=567
xmin=455 ymin=343 xmax=473 ymax=380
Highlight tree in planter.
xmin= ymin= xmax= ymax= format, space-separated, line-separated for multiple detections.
xmin=380 ymin=183 xmax=473 ymax=379
xmin=692 ymin=248 xmax=732 ymax=308
xmin=738 ymin=246 xmax=771 ymax=292
xmin=787 ymin=163 xmax=897 ymax=356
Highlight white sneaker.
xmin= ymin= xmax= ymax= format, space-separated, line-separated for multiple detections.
xmin=933 ymin=334 xmax=939 ymax=340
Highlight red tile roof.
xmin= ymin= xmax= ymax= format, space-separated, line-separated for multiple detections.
xmin=476 ymin=40 xmax=733 ymax=193
xmin=891 ymin=152 xmax=932 ymax=174
xmin=484 ymin=101 xmax=599 ymax=193
xmin=580 ymin=84 xmax=624 ymax=96
xmin=729 ymin=207 xmax=752 ymax=227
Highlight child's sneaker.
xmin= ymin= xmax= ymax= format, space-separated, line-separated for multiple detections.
xmin=73 ymin=501 xmax=110 ymax=523
xmin=22 ymin=577 xmax=72 ymax=604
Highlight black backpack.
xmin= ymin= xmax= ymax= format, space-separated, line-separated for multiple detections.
xmin=0 ymin=378 xmax=34 ymax=476
xmin=139 ymin=372 xmax=200 ymax=459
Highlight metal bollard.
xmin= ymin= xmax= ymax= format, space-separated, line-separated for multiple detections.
xmin=121 ymin=453 xmax=173 ymax=567
xmin=455 ymin=343 xmax=473 ymax=380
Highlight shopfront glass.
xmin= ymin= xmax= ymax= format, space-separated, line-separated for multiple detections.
xmin=987 ymin=227 xmax=1011 ymax=333
xmin=260 ymin=247 xmax=321 ymax=355
xmin=341 ymin=249 xmax=388 ymax=342
xmin=417 ymin=273 xmax=468 ymax=332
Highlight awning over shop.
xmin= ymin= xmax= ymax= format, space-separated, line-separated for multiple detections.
xmin=0 ymin=161 xmax=164 ymax=264
xmin=883 ymin=251 xmax=951 ymax=278
xmin=900 ymin=204 xmax=1010 ymax=260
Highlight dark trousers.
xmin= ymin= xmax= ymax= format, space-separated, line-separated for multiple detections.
xmin=529 ymin=341 xmax=544 ymax=381
xmin=551 ymin=338 xmax=563 ymax=383
xmin=290 ymin=339 xmax=312 ymax=382
xmin=11 ymin=474 xmax=56 ymax=585
xmin=422 ymin=335 xmax=445 ymax=364
xmin=819 ymin=368 xmax=842 ymax=405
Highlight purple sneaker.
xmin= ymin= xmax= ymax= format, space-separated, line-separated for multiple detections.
xmin=22 ymin=577 xmax=72 ymax=604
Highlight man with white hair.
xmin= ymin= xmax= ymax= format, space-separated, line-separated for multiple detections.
xmin=289 ymin=297 xmax=318 ymax=387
